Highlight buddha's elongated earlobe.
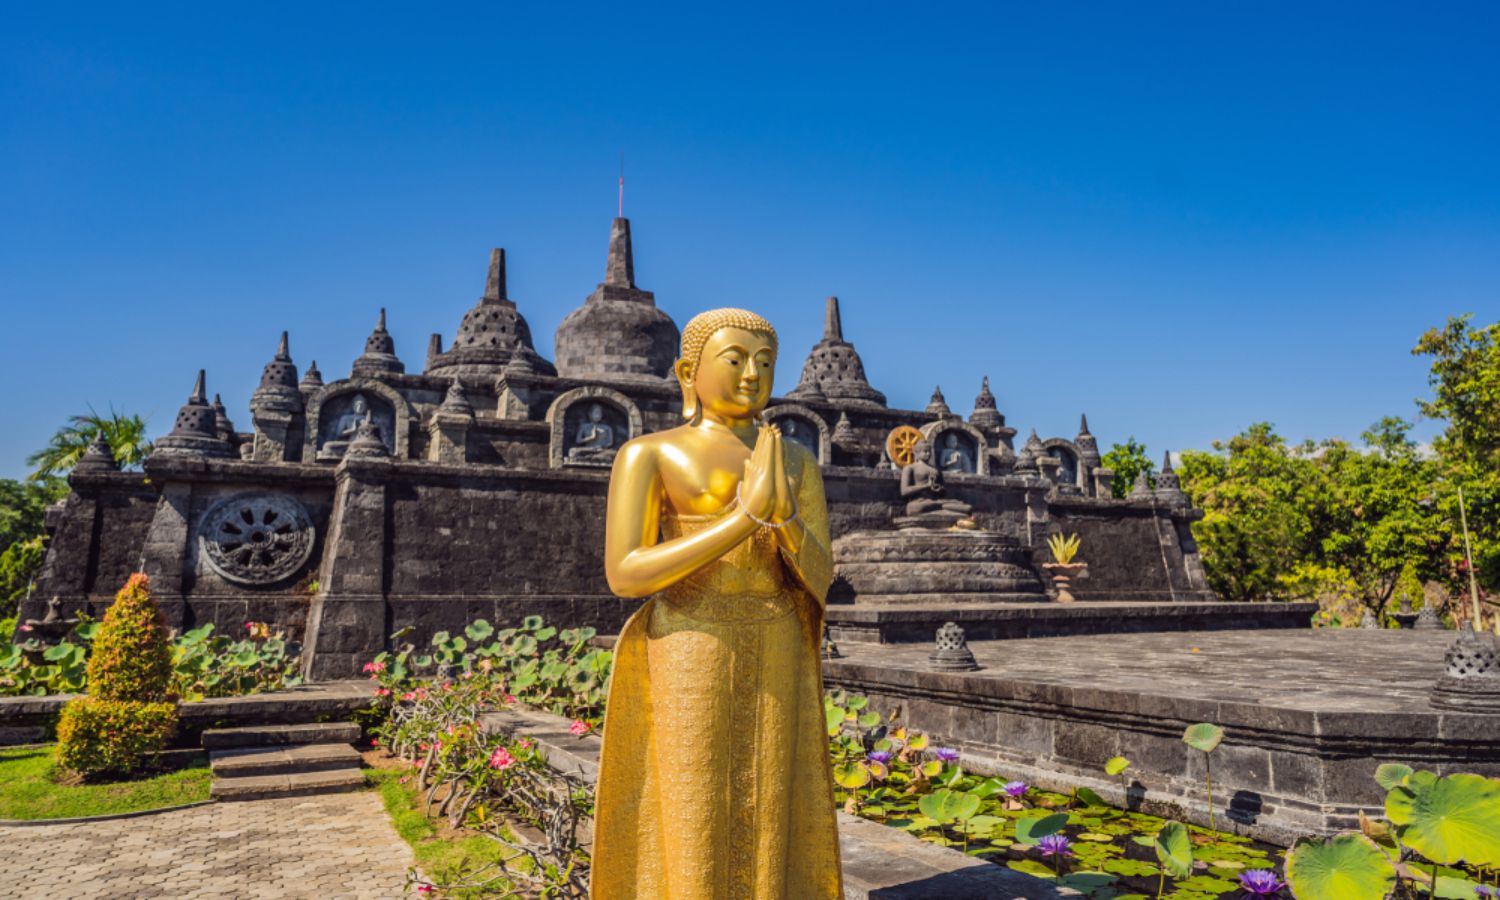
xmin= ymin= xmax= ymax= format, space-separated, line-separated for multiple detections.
xmin=675 ymin=358 xmax=701 ymax=423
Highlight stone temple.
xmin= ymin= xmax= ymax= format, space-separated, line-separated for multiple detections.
xmin=24 ymin=216 xmax=1302 ymax=678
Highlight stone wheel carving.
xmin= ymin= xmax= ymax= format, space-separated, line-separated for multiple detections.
xmin=199 ymin=493 xmax=315 ymax=585
xmin=885 ymin=426 xmax=924 ymax=468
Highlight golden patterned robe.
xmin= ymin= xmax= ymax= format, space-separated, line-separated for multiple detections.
xmin=591 ymin=451 xmax=843 ymax=900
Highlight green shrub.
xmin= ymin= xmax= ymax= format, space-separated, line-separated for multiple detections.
xmin=54 ymin=697 xmax=176 ymax=777
xmin=86 ymin=572 xmax=172 ymax=702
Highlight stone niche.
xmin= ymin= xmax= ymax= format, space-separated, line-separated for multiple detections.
xmin=547 ymin=386 xmax=642 ymax=468
xmin=766 ymin=403 xmax=830 ymax=464
xmin=307 ymin=383 xmax=404 ymax=461
xmin=1043 ymin=439 xmax=1081 ymax=487
xmin=921 ymin=421 xmax=987 ymax=476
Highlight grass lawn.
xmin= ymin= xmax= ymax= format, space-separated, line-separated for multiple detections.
xmin=367 ymin=765 xmax=522 ymax=898
xmin=0 ymin=744 xmax=211 ymax=821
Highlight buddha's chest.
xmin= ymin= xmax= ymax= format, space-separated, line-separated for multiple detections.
xmin=655 ymin=438 xmax=754 ymax=516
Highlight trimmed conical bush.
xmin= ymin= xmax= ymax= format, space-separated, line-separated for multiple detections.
xmin=86 ymin=572 xmax=173 ymax=702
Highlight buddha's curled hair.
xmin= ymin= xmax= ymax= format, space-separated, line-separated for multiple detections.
xmin=676 ymin=308 xmax=778 ymax=421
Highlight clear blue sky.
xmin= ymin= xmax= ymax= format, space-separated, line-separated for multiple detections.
xmin=3 ymin=3 xmax=1497 ymax=479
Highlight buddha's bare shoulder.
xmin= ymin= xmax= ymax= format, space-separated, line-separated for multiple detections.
xmin=613 ymin=425 xmax=695 ymax=466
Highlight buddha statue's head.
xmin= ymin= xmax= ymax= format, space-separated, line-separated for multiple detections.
xmin=913 ymin=439 xmax=934 ymax=466
xmin=675 ymin=308 xmax=778 ymax=424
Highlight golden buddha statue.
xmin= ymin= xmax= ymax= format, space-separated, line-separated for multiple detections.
xmin=592 ymin=308 xmax=844 ymax=899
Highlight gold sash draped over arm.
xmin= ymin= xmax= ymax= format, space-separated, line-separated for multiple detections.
xmin=590 ymin=448 xmax=843 ymax=900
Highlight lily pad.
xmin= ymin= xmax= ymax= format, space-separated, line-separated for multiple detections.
xmin=918 ymin=789 xmax=980 ymax=824
xmin=1181 ymin=723 xmax=1224 ymax=753
xmin=1385 ymin=772 xmax=1500 ymax=866
xmin=833 ymin=762 xmax=870 ymax=790
xmin=1014 ymin=812 xmax=1069 ymax=846
xmin=1374 ymin=762 xmax=1414 ymax=791
xmin=1285 ymin=833 xmax=1395 ymax=900
xmin=1154 ymin=821 xmax=1194 ymax=878
xmin=1105 ymin=756 xmax=1131 ymax=776
xmin=1006 ymin=858 xmax=1056 ymax=878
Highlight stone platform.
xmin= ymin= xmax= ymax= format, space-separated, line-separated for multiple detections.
xmin=823 ymin=629 xmax=1500 ymax=845
xmin=831 ymin=527 xmax=1047 ymax=605
xmin=825 ymin=600 xmax=1317 ymax=644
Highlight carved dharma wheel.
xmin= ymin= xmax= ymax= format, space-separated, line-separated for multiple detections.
xmin=198 ymin=492 xmax=316 ymax=585
xmin=885 ymin=425 xmax=925 ymax=468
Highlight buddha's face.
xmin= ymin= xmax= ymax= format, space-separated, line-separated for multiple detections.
xmin=589 ymin=404 xmax=603 ymax=422
xmin=946 ymin=434 xmax=957 ymax=448
xmin=689 ymin=326 xmax=776 ymax=422
xmin=914 ymin=441 xmax=933 ymax=464
xmin=351 ymin=396 xmax=367 ymax=415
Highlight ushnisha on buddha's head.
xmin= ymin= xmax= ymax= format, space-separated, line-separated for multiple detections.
xmin=675 ymin=308 xmax=778 ymax=424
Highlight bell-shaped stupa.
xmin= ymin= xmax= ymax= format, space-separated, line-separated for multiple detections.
xmin=553 ymin=217 xmax=680 ymax=382
xmin=788 ymin=296 xmax=885 ymax=406
xmin=426 ymin=249 xmax=556 ymax=378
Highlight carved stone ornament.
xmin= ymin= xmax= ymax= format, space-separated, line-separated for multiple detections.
xmin=1429 ymin=626 xmax=1500 ymax=712
xmin=928 ymin=621 xmax=980 ymax=672
xmin=198 ymin=492 xmax=316 ymax=586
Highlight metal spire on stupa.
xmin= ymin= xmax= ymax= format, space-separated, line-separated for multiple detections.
xmin=968 ymin=377 xmax=1004 ymax=429
xmin=353 ymin=309 xmax=405 ymax=377
xmin=553 ymin=216 xmax=680 ymax=382
xmin=153 ymin=370 xmax=234 ymax=458
xmin=427 ymin=249 xmax=555 ymax=378
xmin=788 ymin=296 xmax=886 ymax=406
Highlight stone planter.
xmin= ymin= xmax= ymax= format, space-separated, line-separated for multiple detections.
xmin=1041 ymin=562 xmax=1087 ymax=603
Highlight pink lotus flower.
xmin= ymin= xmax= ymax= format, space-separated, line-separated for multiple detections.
xmin=374 ymin=688 xmax=390 ymax=697
xmin=416 ymin=884 xmax=434 ymax=895
xmin=504 ymin=694 xmax=517 ymax=705
xmin=517 ymin=738 xmax=534 ymax=750
xmin=401 ymin=692 xmax=416 ymax=701
xmin=18 ymin=624 xmax=32 ymax=632
xmin=489 ymin=748 xmax=516 ymax=770
xmin=569 ymin=720 xmax=592 ymax=736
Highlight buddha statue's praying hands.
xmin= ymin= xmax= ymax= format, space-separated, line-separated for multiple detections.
xmin=591 ymin=308 xmax=843 ymax=900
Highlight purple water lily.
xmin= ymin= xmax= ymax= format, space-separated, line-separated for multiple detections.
xmin=1475 ymin=887 xmax=1500 ymax=899
xmin=1238 ymin=869 xmax=1285 ymax=896
xmin=1003 ymin=780 xmax=1028 ymax=798
xmin=867 ymin=750 xmax=893 ymax=764
xmin=933 ymin=747 xmax=960 ymax=763
xmin=1036 ymin=834 xmax=1074 ymax=858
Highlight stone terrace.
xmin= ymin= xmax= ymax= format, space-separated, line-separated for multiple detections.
xmin=823 ymin=629 xmax=1500 ymax=844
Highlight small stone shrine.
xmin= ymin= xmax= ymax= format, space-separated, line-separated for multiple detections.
xmin=22 ymin=214 xmax=1218 ymax=677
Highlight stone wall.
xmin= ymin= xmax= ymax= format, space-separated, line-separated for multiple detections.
xmin=1047 ymin=498 xmax=1213 ymax=602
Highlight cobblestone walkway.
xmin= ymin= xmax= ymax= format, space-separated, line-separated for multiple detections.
xmin=0 ymin=792 xmax=414 ymax=898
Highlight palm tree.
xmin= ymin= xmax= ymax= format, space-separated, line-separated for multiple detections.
xmin=26 ymin=408 xmax=153 ymax=480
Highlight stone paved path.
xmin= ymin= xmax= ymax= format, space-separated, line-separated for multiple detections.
xmin=0 ymin=792 xmax=414 ymax=898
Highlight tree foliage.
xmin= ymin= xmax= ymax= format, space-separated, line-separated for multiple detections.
xmin=1412 ymin=314 xmax=1500 ymax=595
xmin=1176 ymin=313 xmax=1498 ymax=617
xmin=26 ymin=408 xmax=152 ymax=481
xmin=1101 ymin=436 xmax=1154 ymax=498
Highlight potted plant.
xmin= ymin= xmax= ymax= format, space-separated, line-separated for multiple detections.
xmin=1042 ymin=533 xmax=1086 ymax=603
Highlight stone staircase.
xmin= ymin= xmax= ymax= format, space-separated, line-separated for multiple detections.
xmin=205 ymin=722 xmax=365 ymax=802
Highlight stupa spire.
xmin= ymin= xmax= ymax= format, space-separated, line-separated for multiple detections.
xmin=485 ymin=249 xmax=507 ymax=301
xmin=189 ymin=369 xmax=207 ymax=405
xmin=605 ymin=218 xmax=635 ymax=288
xmin=824 ymin=296 xmax=843 ymax=340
